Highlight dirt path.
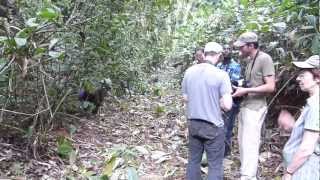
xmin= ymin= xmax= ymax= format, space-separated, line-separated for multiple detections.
xmin=0 ymin=66 xmax=284 ymax=179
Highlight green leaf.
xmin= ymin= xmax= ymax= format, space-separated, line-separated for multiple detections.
xmin=155 ymin=104 xmax=165 ymax=116
xmin=245 ymin=22 xmax=260 ymax=30
xmin=57 ymin=136 xmax=73 ymax=159
xmin=87 ymin=175 xmax=101 ymax=180
xmin=127 ymin=167 xmax=139 ymax=180
xmin=305 ymin=15 xmax=316 ymax=27
xmin=66 ymin=176 xmax=76 ymax=180
xmin=273 ymin=22 xmax=286 ymax=33
xmin=274 ymin=176 xmax=281 ymax=180
xmin=37 ymin=8 xmax=59 ymax=21
xmin=83 ymin=80 xmax=96 ymax=93
xmin=0 ymin=36 xmax=8 ymax=42
xmin=14 ymin=37 xmax=27 ymax=47
xmin=0 ymin=58 xmax=5 ymax=64
xmin=261 ymin=25 xmax=270 ymax=33
xmin=311 ymin=35 xmax=320 ymax=54
xmin=82 ymin=101 xmax=90 ymax=108
xmin=16 ymin=28 xmax=33 ymax=38
xmin=300 ymin=25 xmax=315 ymax=30
xmin=26 ymin=18 xmax=39 ymax=27
xmin=102 ymin=155 xmax=117 ymax=178
xmin=47 ymin=87 xmax=57 ymax=97
xmin=68 ymin=124 xmax=77 ymax=136
xmin=99 ymin=175 xmax=109 ymax=180
xmin=34 ymin=47 xmax=46 ymax=56
xmin=298 ymin=9 xmax=304 ymax=21
xmin=153 ymin=87 xmax=162 ymax=96
xmin=49 ymin=38 xmax=59 ymax=50
xmin=49 ymin=51 xmax=64 ymax=59
xmin=156 ymin=0 xmax=171 ymax=8
xmin=24 ymin=126 xmax=33 ymax=138
xmin=240 ymin=0 xmax=248 ymax=8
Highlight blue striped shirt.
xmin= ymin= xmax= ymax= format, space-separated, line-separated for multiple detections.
xmin=217 ymin=59 xmax=241 ymax=82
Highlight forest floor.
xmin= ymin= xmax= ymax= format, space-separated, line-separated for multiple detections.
xmin=0 ymin=66 xmax=286 ymax=180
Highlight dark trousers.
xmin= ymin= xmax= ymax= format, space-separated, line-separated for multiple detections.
xmin=187 ymin=119 xmax=225 ymax=180
xmin=223 ymin=103 xmax=240 ymax=156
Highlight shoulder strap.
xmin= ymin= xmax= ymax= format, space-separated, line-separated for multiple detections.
xmin=248 ymin=50 xmax=259 ymax=80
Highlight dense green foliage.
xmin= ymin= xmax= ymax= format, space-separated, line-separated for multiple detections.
xmin=171 ymin=0 xmax=319 ymax=73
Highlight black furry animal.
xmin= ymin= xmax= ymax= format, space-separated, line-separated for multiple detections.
xmin=79 ymin=82 xmax=111 ymax=114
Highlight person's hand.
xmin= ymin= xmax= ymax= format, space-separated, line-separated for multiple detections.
xmin=232 ymin=86 xmax=248 ymax=97
xmin=282 ymin=173 xmax=292 ymax=180
xmin=278 ymin=109 xmax=295 ymax=132
xmin=220 ymin=98 xmax=224 ymax=110
xmin=182 ymin=95 xmax=188 ymax=104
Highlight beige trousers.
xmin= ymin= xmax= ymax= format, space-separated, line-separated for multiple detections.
xmin=238 ymin=106 xmax=267 ymax=180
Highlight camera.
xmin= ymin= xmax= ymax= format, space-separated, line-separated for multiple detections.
xmin=231 ymin=79 xmax=251 ymax=103
xmin=232 ymin=79 xmax=251 ymax=88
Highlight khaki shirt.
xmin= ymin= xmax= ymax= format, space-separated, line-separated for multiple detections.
xmin=241 ymin=51 xmax=275 ymax=110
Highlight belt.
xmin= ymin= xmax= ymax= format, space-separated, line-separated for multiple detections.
xmin=189 ymin=119 xmax=216 ymax=126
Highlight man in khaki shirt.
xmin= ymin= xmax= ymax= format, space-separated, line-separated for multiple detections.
xmin=233 ymin=32 xmax=275 ymax=180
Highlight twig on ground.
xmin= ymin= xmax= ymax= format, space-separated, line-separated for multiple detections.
xmin=56 ymin=112 xmax=82 ymax=120
xmin=65 ymin=0 xmax=81 ymax=26
xmin=0 ymin=108 xmax=49 ymax=116
xmin=0 ymin=55 xmax=15 ymax=75
xmin=0 ymin=123 xmax=26 ymax=133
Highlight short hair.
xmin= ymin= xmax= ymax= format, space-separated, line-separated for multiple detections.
xmin=195 ymin=47 xmax=204 ymax=53
xmin=310 ymin=69 xmax=320 ymax=82
xmin=204 ymin=51 xmax=218 ymax=57
xmin=300 ymin=69 xmax=320 ymax=84
xmin=246 ymin=42 xmax=259 ymax=49
xmin=193 ymin=47 xmax=204 ymax=60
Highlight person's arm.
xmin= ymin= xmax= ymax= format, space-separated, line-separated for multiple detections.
xmin=220 ymin=73 xmax=233 ymax=111
xmin=247 ymin=75 xmax=275 ymax=93
xmin=285 ymin=130 xmax=319 ymax=175
xmin=284 ymin=102 xmax=319 ymax=179
xmin=183 ymin=94 xmax=188 ymax=102
xmin=220 ymin=94 xmax=232 ymax=111
xmin=232 ymin=75 xmax=275 ymax=97
xmin=277 ymin=109 xmax=295 ymax=132
xmin=233 ymin=54 xmax=275 ymax=97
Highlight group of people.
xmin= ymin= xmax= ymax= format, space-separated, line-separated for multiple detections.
xmin=182 ymin=31 xmax=319 ymax=180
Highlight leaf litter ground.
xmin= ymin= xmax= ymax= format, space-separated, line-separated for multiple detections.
xmin=0 ymin=67 xmax=285 ymax=179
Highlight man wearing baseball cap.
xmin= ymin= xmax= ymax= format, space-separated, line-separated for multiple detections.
xmin=233 ymin=32 xmax=276 ymax=180
xmin=182 ymin=42 xmax=233 ymax=180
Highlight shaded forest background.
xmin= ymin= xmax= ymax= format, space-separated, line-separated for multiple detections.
xmin=0 ymin=0 xmax=319 ymax=179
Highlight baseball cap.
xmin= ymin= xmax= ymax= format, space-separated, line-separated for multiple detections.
xmin=204 ymin=42 xmax=223 ymax=53
xmin=292 ymin=55 xmax=319 ymax=69
xmin=233 ymin=32 xmax=258 ymax=47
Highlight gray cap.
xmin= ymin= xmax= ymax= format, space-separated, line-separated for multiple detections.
xmin=234 ymin=32 xmax=258 ymax=47
xmin=292 ymin=55 xmax=320 ymax=69
xmin=204 ymin=42 xmax=223 ymax=53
